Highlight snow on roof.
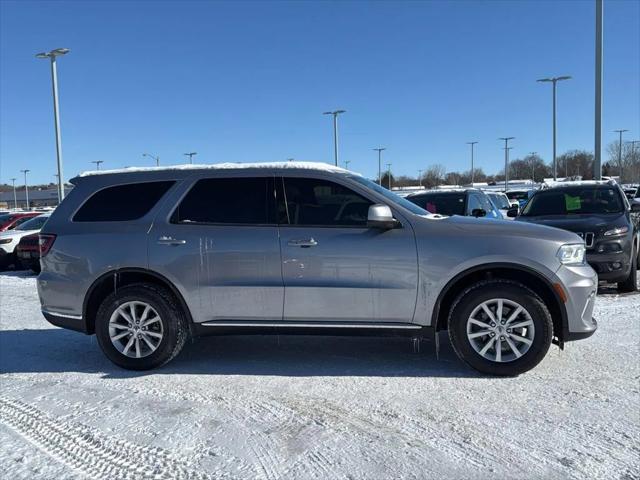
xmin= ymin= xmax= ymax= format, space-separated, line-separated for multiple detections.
xmin=77 ymin=161 xmax=356 ymax=178
xmin=542 ymin=179 xmax=616 ymax=189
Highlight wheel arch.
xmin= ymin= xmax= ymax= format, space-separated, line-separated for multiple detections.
xmin=432 ymin=263 xmax=569 ymax=344
xmin=83 ymin=267 xmax=194 ymax=335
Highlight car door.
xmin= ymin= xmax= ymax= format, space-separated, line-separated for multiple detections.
xmin=148 ymin=174 xmax=284 ymax=324
xmin=278 ymin=175 xmax=418 ymax=324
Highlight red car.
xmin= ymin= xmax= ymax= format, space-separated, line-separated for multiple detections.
xmin=15 ymin=233 xmax=41 ymax=273
xmin=0 ymin=212 xmax=40 ymax=232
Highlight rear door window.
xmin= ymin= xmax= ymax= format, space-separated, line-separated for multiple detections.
xmin=174 ymin=177 xmax=275 ymax=224
xmin=74 ymin=181 xmax=174 ymax=222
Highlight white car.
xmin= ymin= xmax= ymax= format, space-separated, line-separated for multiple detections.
xmin=0 ymin=213 xmax=50 ymax=269
xmin=486 ymin=192 xmax=517 ymax=220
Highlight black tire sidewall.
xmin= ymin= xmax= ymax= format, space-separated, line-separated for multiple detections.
xmin=95 ymin=285 xmax=183 ymax=370
xmin=449 ymin=282 xmax=553 ymax=376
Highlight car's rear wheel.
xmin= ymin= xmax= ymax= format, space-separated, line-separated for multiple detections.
xmin=618 ymin=245 xmax=637 ymax=293
xmin=95 ymin=284 xmax=188 ymax=370
xmin=448 ymin=279 xmax=553 ymax=376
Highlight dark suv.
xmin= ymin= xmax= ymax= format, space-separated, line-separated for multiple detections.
xmin=516 ymin=181 xmax=640 ymax=292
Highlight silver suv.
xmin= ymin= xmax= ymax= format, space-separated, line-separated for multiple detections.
xmin=37 ymin=163 xmax=598 ymax=375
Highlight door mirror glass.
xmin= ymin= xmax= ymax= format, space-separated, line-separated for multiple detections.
xmin=367 ymin=204 xmax=398 ymax=229
xmin=471 ymin=208 xmax=487 ymax=218
xmin=506 ymin=206 xmax=519 ymax=217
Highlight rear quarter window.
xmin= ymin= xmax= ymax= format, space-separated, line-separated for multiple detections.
xmin=73 ymin=181 xmax=174 ymax=222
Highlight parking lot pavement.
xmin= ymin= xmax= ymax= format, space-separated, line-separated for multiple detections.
xmin=0 ymin=271 xmax=638 ymax=480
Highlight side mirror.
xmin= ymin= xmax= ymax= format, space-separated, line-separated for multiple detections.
xmin=471 ymin=208 xmax=487 ymax=218
xmin=631 ymin=203 xmax=640 ymax=213
xmin=506 ymin=206 xmax=519 ymax=218
xmin=367 ymin=204 xmax=398 ymax=229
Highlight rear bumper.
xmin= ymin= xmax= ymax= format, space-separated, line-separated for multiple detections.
xmin=42 ymin=309 xmax=89 ymax=334
xmin=0 ymin=249 xmax=11 ymax=267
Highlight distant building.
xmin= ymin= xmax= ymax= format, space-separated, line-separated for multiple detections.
xmin=0 ymin=186 xmax=73 ymax=209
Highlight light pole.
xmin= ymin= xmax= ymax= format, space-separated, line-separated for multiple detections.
xmin=91 ymin=160 xmax=104 ymax=170
xmin=466 ymin=141 xmax=478 ymax=184
xmin=537 ymin=76 xmax=571 ymax=181
xmin=323 ymin=110 xmax=346 ymax=166
xmin=184 ymin=152 xmax=197 ymax=164
xmin=386 ymin=163 xmax=392 ymax=189
xmin=35 ymin=48 xmax=70 ymax=203
xmin=529 ymin=152 xmax=537 ymax=182
xmin=594 ymin=0 xmax=603 ymax=180
xmin=143 ymin=153 xmax=160 ymax=166
xmin=614 ymin=129 xmax=628 ymax=181
xmin=20 ymin=169 xmax=30 ymax=210
xmin=499 ymin=137 xmax=515 ymax=191
xmin=418 ymin=169 xmax=423 ymax=188
xmin=10 ymin=178 xmax=17 ymax=210
xmin=344 ymin=160 xmax=351 ymax=170
xmin=373 ymin=147 xmax=386 ymax=185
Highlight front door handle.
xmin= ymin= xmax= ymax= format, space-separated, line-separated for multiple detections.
xmin=287 ymin=238 xmax=318 ymax=248
xmin=157 ymin=236 xmax=186 ymax=246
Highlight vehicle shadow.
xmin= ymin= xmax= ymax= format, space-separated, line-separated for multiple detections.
xmin=0 ymin=328 xmax=479 ymax=379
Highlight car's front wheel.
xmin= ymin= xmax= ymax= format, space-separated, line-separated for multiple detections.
xmin=448 ymin=279 xmax=553 ymax=376
xmin=95 ymin=284 xmax=188 ymax=370
xmin=618 ymin=244 xmax=637 ymax=293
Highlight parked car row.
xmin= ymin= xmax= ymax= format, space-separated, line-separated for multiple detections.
xmin=0 ymin=213 xmax=50 ymax=271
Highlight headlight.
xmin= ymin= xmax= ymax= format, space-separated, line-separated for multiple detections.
xmin=557 ymin=243 xmax=586 ymax=265
xmin=604 ymin=226 xmax=628 ymax=236
xmin=0 ymin=238 xmax=12 ymax=245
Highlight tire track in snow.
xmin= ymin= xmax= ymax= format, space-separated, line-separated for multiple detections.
xmin=0 ymin=396 xmax=213 ymax=480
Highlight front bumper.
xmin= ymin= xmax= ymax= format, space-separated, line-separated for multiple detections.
xmin=586 ymin=251 xmax=632 ymax=282
xmin=555 ymin=264 xmax=598 ymax=342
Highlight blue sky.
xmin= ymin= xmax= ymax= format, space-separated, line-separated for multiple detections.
xmin=1 ymin=0 xmax=638 ymax=185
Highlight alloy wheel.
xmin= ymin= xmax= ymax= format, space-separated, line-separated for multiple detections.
xmin=466 ymin=298 xmax=535 ymax=363
xmin=108 ymin=301 xmax=164 ymax=358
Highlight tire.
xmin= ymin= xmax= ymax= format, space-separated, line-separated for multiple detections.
xmin=95 ymin=283 xmax=189 ymax=370
xmin=618 ymin=245 xmax=637 ymax=293
xmin=448 ymin=279 xmax=553 ymax=376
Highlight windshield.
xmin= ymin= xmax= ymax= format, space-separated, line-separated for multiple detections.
xmin=488 ymin=193 xmax=510 ymax=209
xmin=506 ymin=191 xmax=530 ymax=201
xmin=0 ymin=214 xmax=12 ymax=223
xmin=521 ymin=187 xmax=624 ymax=216
xmin=16 ymin=215 xmax=49 ymax=231
xmin=348 ymin=175 xmax=428 ymax=215
xmin=407 ymin=193 xmax=465 ymax=216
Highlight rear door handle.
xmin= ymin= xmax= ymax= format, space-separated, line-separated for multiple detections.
xmin=157 ymin=236 xmax=186 ymax=246
xmin=287 ymin=238 xmax=318 ymax=248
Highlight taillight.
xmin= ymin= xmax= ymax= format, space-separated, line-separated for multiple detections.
xmin=39 ymin=234 xmax=57 ymax=256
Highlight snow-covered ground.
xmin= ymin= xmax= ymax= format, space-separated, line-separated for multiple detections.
xmin=0 ymin=271 xmax=638 ymax=480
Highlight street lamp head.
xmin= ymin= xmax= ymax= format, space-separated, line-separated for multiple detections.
xmin=537 ymin=78 xmax=552 ymax=83
xmin=323 ymin=110 xmax=346 ymax=115
xmin=35 ymin=48 xmax=70 ymax=59
xmin=556 ymin=75 xmax=572 ymax=81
